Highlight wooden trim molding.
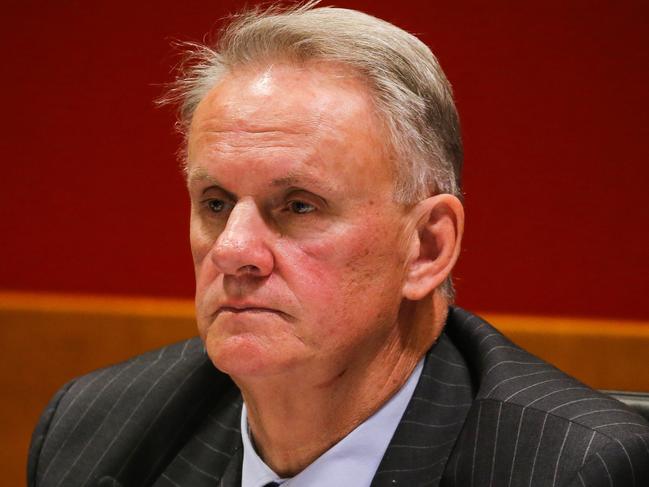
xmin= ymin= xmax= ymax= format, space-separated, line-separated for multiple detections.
xmin=482 ymin=312 xmax=649 ymax=393
xmin=0 ymin=291 xmax=195 ymax=316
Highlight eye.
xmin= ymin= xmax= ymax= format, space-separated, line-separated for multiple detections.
xmin=207 ymin=199 xmax=225 ymax=213
xmin=287 ymin=200 xmax=316 ymax=214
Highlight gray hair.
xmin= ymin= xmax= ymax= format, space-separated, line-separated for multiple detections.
xmin=161 ymin=1 xmax=463 ymax=298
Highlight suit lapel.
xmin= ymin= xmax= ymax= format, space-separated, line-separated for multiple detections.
xmin=152 ymin=387 xmax=244 ymax=487
xmin=371 ymin=333 xmax=474 ymax=487
xmin=103 ymin=344 xmax=235 ymax=487
xmin=219 ymin=447 xmax=243 ymax=487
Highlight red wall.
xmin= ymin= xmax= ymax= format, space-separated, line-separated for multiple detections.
xmin=2 ymin=0 xmax=648 ymax=320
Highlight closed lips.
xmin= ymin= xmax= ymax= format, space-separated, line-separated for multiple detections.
xmin=215 ymin=305 xmax=294 ymax=320
xmin=219 ymin=306 xmax=278 ymax=313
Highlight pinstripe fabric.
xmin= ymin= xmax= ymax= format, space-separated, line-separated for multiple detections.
xmin=370 ymin=334 xmax=473 ymax=487
xmin=29 ymin=307 xmax=649 ymax=486
xmin=153 ymin=395 xmax=243 ymax=487
xmin=29 ymin=338 xmax=236 ymax=487
xmin=443 ymin=308 xmax=649 ymax=487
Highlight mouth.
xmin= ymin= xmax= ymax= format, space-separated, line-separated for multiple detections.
xmin=219 ymin=306 xmax=278 ymax=314
xmin=214 ymin=305 xmax=292 ymax=320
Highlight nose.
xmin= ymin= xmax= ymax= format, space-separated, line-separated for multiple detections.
xmin=210 ymin=199 xmax=274 ymax=277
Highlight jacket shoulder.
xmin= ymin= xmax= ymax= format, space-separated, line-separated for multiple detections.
xmin=29 ymin=337 xmax=235 ymax=487
xmin=444 ymin=307 xmax=649 ymax=486
xmin=564 ymin=432 xmax=649 ymax=486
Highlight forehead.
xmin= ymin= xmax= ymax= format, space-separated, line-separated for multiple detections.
xmin=186 ymin=61 xmax=396 ymax=191
xmin=189 ymin=61 xmax=381 ymax=137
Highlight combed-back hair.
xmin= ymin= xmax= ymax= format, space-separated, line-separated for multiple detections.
xmin=160 ymin=0 xmax=463 ymax=298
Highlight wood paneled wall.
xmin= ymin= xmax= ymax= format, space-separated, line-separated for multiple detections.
xmin=2 ymin=292 xmax=648 ymax=485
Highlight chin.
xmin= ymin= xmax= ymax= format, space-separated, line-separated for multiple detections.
xmin=204 ymin=333 xmax=298 ymax=378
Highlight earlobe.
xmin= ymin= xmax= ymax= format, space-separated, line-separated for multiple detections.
xmin=402 ymin=194 xmax=464 ymax=301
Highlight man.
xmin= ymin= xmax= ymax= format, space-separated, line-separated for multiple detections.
xmin=29 ymin=4 xmax=649 ymax=487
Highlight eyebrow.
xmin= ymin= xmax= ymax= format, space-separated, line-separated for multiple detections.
xmin=186 ymin=168 xmax=336 ymax=197
xmin=187 ymin=169 xmax=237 ymax=199
xmin=186 ymin=167 xmax=215 ymax=184
xmin=271 ymin=174 xmax=336 ymax=194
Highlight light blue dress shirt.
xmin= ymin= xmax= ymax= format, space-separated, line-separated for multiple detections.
xmin=241 ymin=359 xmax=424 ymax=487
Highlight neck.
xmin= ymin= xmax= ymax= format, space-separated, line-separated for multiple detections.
xmin=235 ymin=297 xmax=448 ymax=477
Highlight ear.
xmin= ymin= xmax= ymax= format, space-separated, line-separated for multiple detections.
xmin=401 ymin=194 xmax=464 ymax=301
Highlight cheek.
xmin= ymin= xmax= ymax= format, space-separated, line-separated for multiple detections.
xmin=277 ymin=239 xmax=341 ymax=311
xmin=279 ymin=220 xmax=407 ymax=322
xmin=326 ymin=220 xmax=406 ymax=285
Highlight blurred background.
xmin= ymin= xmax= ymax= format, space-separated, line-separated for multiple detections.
xmin=2 ymin=0 xmax=648 ymax=484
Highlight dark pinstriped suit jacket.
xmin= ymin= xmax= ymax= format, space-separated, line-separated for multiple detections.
xmin=29 ymin=307 xmax=649 ymax=487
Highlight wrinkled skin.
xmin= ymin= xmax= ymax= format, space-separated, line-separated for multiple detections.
xmin=188 ymin=62 xmax=419 ymax=382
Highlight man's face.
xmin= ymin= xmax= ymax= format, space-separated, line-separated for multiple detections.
xmin=187 ymin=62 xmax=415 ymax=381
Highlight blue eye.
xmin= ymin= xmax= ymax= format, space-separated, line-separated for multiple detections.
xmin=207 ymin=200 xmax=225 ymax=212
xmin=288 ymin=201 xmax=315 ymax=214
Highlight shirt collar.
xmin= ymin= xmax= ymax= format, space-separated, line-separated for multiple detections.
xmin=241 ymin=359 xmax=424 ymax=487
